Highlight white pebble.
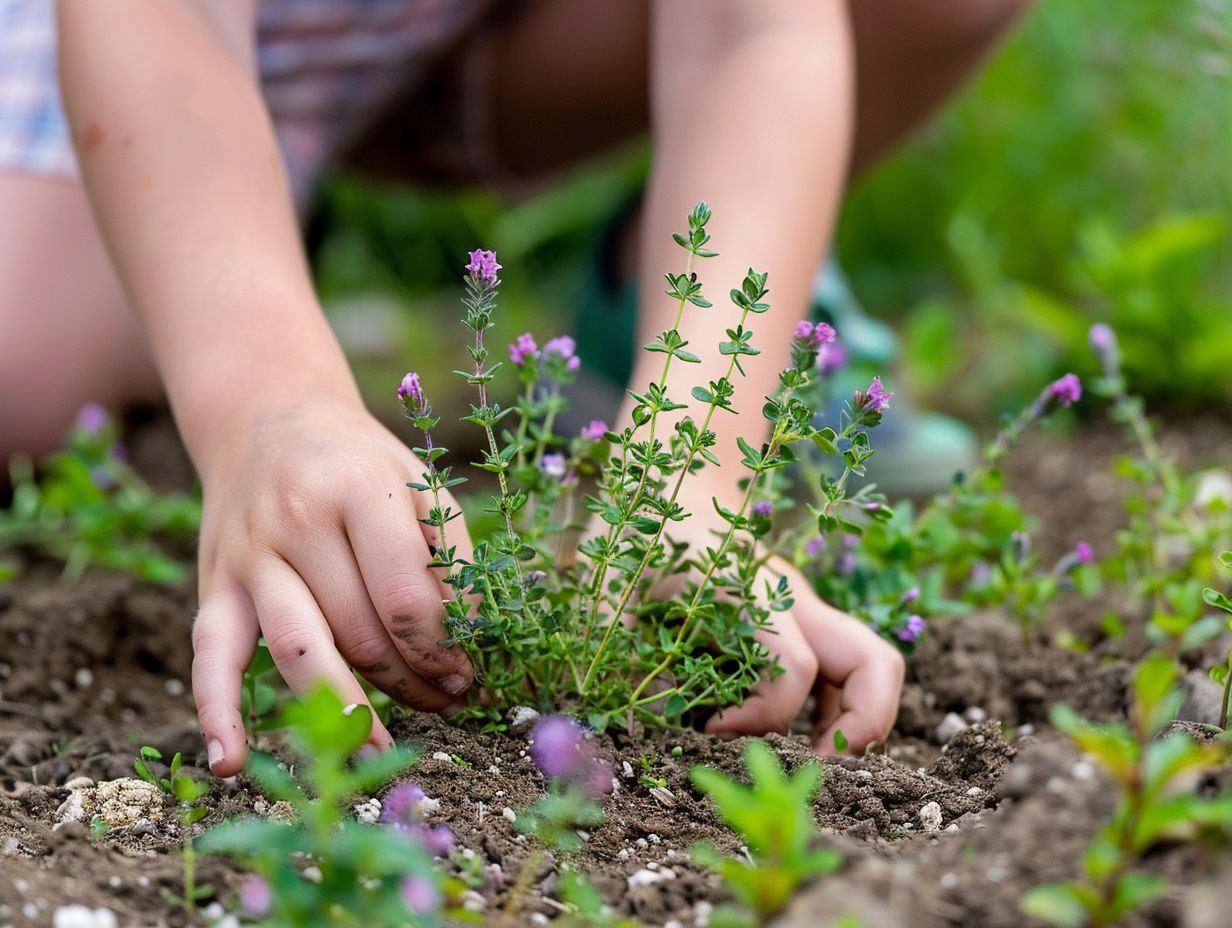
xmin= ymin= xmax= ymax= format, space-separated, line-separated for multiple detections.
xmin=74 ymin=668 xmax=94 ymax=689
xmin=487 ymin=765 xmax=500 ymax=775
xmin=966 ymin=786 xmax=983 ymax=797
xmin=502 ymin=807 xmax=517 ymax=824
xmin=163 ymin=679 xmax=185 ymax=697
xmin=627 ymin=867 xmax=675 ymax=888
xmin=351 ymin=798 xmax=381 ymax=825
xmin=64 ymin=776 xmax=94 ymax=791
xmin=52 ymin=906 xmax=117 ymax=928
xmin=940 ymin=872 xmax=959 ymax=890
xmin=935 ymin=712 xmax=968 ymax=745
xmin=302 ymin=866 xmax=322 ymax=883
xmin=665 ymin=921 xmax=684 ymax=928
xmin=1070 ymin=761 xmax=1096 ymax=780
xmin=618 ymin=848 xmax=631 ymax=861
xmin=647 ymin=834 xmax=661 ymax=844
xmin=945 ymin=823 xmax=959 ymax=833
xmin=964 ymin=706 xmax=987 ymax=723
xmin=622 ymin=761 xmax=635 ymax=779
xmin=431 ymin=752 xmax=452 ymax=762
xmin=918 ymin=801 xmax=943 ymax=832
xmin=853 ymin=769 xmax=873 ymax=780
xmin=986 ymin=866 xmax=1007 ymax=883
xmin=1017 ymin=724 xmax=1035 ymax=737
xmin=107 ymin=876 xmax=121 ymax=888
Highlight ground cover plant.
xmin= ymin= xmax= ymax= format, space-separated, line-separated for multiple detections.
xmin=4 ymin=211 xmax=1232 ymax=927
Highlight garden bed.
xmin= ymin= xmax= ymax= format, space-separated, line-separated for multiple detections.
xmin=2 ymin=419 xmax=1231 ymax=927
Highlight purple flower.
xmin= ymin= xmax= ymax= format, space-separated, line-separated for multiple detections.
xmin=381 ymin=783 xmax=427 ymax=827
xmin=752 ymin=501 xmax=773 ymax=517
xmin=543 ymin=335 xmax=576 ymax=360
xmin=408 ymin=823 xmax=456 ymax=857
xmin=530 ymin=716 xmax=586 ymax=780
xmin=397 ymin=372 xmax=423 ymax=405
xmin=816 ymin=340 xmax=848 ymax=377
xmin=793 ymin=320 xmax=837 ymax=346
xmin=567 ymin=355 xmax=581 ymax=373
xmin=585 ymin=760 xmax=615 ymax=799
xmin=898 ymin=614 xmax=926 ymax=643
xmin=1048 ymin=373 xmax=1082 ymax=408
xmin=901 ymin=586 xmax=920 ymax=604
xmin=864 ymin=502 xmax=882 ymax=512
xmin=836 ymin=552 xmax=856 ymax=576
xmin=76 ymin=403 xmax=108 ymax=436
xmin=465 ymin=249 xmax=501 ymax=283
xmin=509 ymin=332 xmax=538 ymax=365
xmin=400 ymin=874 xmax=441 ymax=916
xmin=541 ymin=453 xmax=567 ymax=478
xmin=239 ymin=875 xmax=270 ymax=917
xmin=1075 ymin=541 xmax=1094 ymax=564
xmin=855 ymin=377 xmax=893 ymax=414
xmin=1088 ymin=324 xmax=1115 ymax=354
xmin=805 ymin=536 xmax=825 ymax=558
xmin=970 ymin=561 xmax=991 ymax=588
xmin=581 ymin=420 xmax=608 ymax=441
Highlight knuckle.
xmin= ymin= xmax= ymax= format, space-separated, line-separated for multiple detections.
xmin=342 ymin=631 xmax=396 ymax=677
xmin=263 ymin=621 xmax=318 ymax=664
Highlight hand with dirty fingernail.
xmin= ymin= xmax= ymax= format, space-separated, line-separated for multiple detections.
xmin=191 ymin=397 xmax=476 ymax=777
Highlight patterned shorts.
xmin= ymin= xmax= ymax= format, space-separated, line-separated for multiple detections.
xmin=0 ymin=0 xmax=502 ymax=206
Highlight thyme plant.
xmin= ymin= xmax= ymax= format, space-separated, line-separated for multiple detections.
xmin=402 ymin=205 xmax=874 ymax=731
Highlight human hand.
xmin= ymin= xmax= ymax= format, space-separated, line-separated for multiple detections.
xmin=190 ymin=395 xmax=473 ymax=776
xmin=663 ymin=481 xmax=904 ymax=755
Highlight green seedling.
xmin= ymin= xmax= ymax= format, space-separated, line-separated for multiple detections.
xmin=198 ymin=684 xmax=443 ymax=926
xmin=1021 ymin=656 xmax=1232 ymax=928
xmin=690 ymin=740 xmax=841 ymax=925
xmin=1202 ymin=550 xmax=1232 ymax=728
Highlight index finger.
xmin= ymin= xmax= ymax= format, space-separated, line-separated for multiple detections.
xmin=192 ymin=586 xmax=259 ymax=777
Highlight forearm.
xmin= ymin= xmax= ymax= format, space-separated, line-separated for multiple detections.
xmin=57 ymin=1 xmax=358 ymax=474
xmin=628 ymin=0 xmax=853 ymax=505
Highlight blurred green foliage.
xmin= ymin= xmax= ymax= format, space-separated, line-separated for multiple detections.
xmin=314 ymin=0 xmax=1232 ymax=420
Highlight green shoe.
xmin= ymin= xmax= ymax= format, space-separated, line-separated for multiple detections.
xmin=812 ymin=260 xmax=978 ymax=497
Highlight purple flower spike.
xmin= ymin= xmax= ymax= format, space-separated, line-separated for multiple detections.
xmin=566 ymin=355 xmax=581 ymax=373
xmin=541 ymin=453 xmax=567 ymax=478
xmin=1048 ymin=373 xmax=1082 ymax=408
xmin=805 ymin=536 xmax=825 ymax=558
xmin=1075 ymin=541 xmax=1094 ymax=564
xmin=816 ymin=340 xmax=848 ymax=377
xmin=544 ymin=335 xmax=576 ymax=360
xmin=752 ymin=501 xmax=773 ymax=517
xmin=794 ymin=320 xmax=815 ymax=339
xmin=239 ymin=875 xmax=271 ymax=917
xmin=397 ymin=372 xmax=423 ymax=405
xmin=509 ymin=332 xmax=539 ymax=365
xmin=401 ymin=874 xmax=441 ymax=916
xmin=812 ymin=322 xmax=837 ymax=344
xmin=382 ymin=783 xmax=427 ymax=827
xmin=1088 ymin=324 xmax=1115 ymax=354
xmin=855 ymin=377 xmax=893 ymax=414
xmin=901 ymin=586 xmax=920 ymax=604
xmin=581 ymin=420 xmax=608 ymax=441
xmin=409 ymin=823 xmax=456 ymax=857
xmin=586 ymin=760 xmax=615 ymax=799
xmin=76 ymin=403 xmax=108 ymax=436
xmin=898 ymin=614 xmax=926 ymax=643
xmin=465 ymin=249 xmax=501 ymax=283
xmin=530 ymin=716 xmax=586 ymax=780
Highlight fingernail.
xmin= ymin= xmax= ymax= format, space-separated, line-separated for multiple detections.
xmin=207 ymin=739 xmax=225 ymax=772
xmin=440 ymin=674 xmax=469 ymax=696
xmin=356 ymin=744 xmax=380 ymax=760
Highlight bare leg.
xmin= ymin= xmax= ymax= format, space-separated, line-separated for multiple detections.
xmin=0 ymin=173 xmax=160 ymax=458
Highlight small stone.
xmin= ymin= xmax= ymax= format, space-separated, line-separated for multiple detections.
xmin=1017 ymin=724 xmax=1035 ymax=737
xmin=352 ymin=798 xmax=381 ymax=825
xmin=935 ymin=712 xmax=968 ymax=745
xmin=945 ymin=823 xmax=959 ymax=833
xmin=966 ymin=787 xmax=983 ymax=797
xmin=462 ymin=890 xmax=486 ymax=913
xmin=918 ymin=801 xmax=943 ymax=832
xmin=502 ymin=807 xmax=517 ymax=824
xmin=163 ymin=679 xmax=186 ymax=697
xmin=627 ymin=867 xmax=675 ymax=888
xmin=649 ymin=787 xmax=676 ymax=808
xmin=622 ymin=761 xmax=635 ymax=779
xmin=647 ymin=834 xmax=661 ymax=844
xmin=252 ymin=799 xmax=269 ymax=815
xmin=267 ymin=800 xmax=296 ymax=824
xmin=1070 ymin=761 xmax=1096 ymax=781
xmin=73 ymin=668 xmax=94 ymax=689
xmin=129 ymin=819 xmax=156 ymax=836
xmin=52 ymin=906 xmax=117 ymax=928
xmin=64 ymin=776 xmax=94 ymax=790
xmin=507 ymin=706 xmax=541 ymax=734
xmin=107 ymin=877 xmax=121 ymax=889
xmin=618 ymin=848 xmax=631 ymax=861
xmin=302 ymin=866 xmax=322 ymax=883
xmin=986 ymin=866 xmax=1007 ymax=883
xmin=431 ymin=752 xmax=452 ymax=762
xmin=940 ymin=872 xmax=959 ymax=890
xmin=853 ymin=769 xmax=873 ymax=780
xmin=964 ymin=706 xmax=987 ymax=723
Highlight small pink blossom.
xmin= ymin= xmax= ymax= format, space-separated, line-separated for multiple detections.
xmin=397 ymin=372 xmax=423 ymax=405
xmin=1075 ymin=541 xmax=1094 ymax=564
xmin=530 ymin=716 xmax=586 ymax=780
xmin=898 ymin=614 xmax=926 ymax=643
xmin=509 ymin=332 xmax=539 ymax=365
xmin=541 ymin=453 xmax=567 ymax=478
xmin=239 ymin=874 xmax=271 ymax=917
xmin=752 ymin=501 xmax=773 ymax=517
xmin=465 ymin=249 xmax=501 ymax=282
xmin=805 ymin=536 xmax=825 ymax=558
xmin=581 ymin=420 xmax=608 ymax=441
xmin=400 ymin=874 xmax=441 ymax=915
xmin=543 ymin=335 xmax=576 ymax=360
xmin=76 ymin=403 xmax=108 ymax=435
xmin=855 ymin=377 xmax=893 ymax=414
xmin=816 ymin=340 xmax=848 ymax=377
xmin=1048 ymin=373 xmax=1082 ymax=408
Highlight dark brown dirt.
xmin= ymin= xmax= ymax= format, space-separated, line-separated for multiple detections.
xmin=1 ymin=416 xmax=1230 ymax=927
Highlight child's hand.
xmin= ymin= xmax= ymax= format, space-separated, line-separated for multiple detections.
xmin=665 ymin=481 xmax=904 ymax=755
xmin=190 ymin=396 xmax=473 ymax=776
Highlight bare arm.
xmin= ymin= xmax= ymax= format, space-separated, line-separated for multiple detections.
xmin=58 ymin=0 xmax=474 ymax=774
xmin=630 ymin=0 xmax=904 ymax=752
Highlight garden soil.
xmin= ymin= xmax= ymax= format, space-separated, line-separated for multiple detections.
xmin=2 ymin=417 xmax=1231 ymax=927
